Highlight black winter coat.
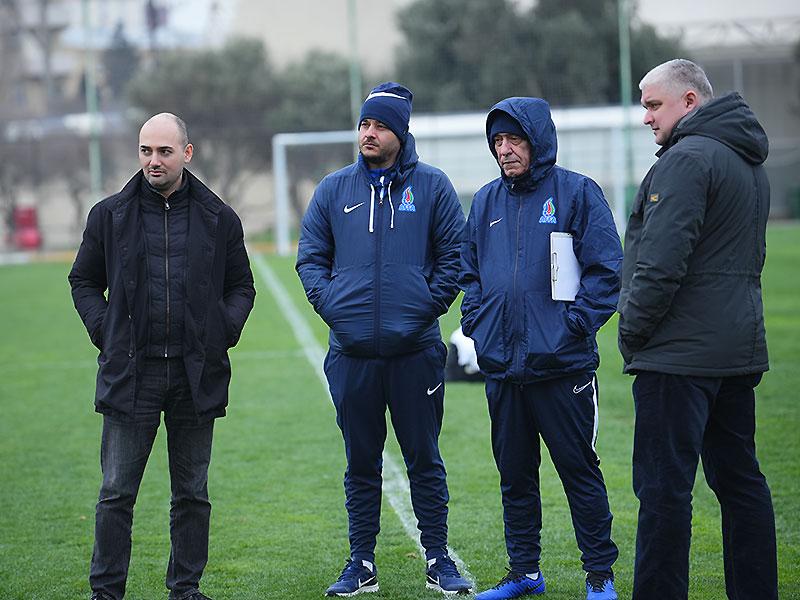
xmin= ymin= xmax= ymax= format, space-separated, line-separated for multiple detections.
xmin=69 ymin=170 xmax=256 ymax=419
xmin=618 ymin=92 xmax=769 ymax=376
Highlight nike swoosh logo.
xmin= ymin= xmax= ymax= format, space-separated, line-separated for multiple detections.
xmin=490 ymin=218 xmax=503 ymax=227
xmin=427 ymin=382 xmax=443 ymax=395
xmin=344 ymin=202 xmax=365 ymax=213
xmin=573 ymin=381 xmax=592 ymax=394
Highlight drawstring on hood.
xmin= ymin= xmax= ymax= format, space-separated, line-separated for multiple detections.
xmin=368 ymin=185 xmax=376 ymax=233
xmin=387 ymin=182 xmax=395 ymax=229
xmin=367 ymin=175 xmax=395 ymax=233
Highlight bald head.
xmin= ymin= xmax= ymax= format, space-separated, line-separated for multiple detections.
xmin=138 ymin=112 xmax=193 ymax=198
xmin=140 ymin=112 xmax=189 ymax=148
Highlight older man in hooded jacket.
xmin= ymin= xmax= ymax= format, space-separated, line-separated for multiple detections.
xmin=461 ymin=98 xmax=622 ymax=600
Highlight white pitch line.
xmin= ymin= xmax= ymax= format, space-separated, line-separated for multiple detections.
xmin=252 ymin=253 xmax=474 ymax=584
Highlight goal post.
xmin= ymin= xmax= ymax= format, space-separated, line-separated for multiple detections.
xmin=272 ymin=107 xmax=652 ymax=256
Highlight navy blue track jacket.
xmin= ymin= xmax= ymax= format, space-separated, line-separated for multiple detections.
xmin=460 ymin=98 xmax=623 ymax=382
xmin=296 ymin=133 xmax=465 ymax=357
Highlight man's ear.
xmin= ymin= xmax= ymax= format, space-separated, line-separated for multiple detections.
xmin=684 ymin=90 xmax=699 ymax=111
xmin=184 ymin=143 xmax=193 ymax=164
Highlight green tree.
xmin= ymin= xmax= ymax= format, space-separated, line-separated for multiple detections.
xmin=127 ymin=40 xmax=359 ymax=207
xmin=396 ymin=0 xmax=684 ymax=110
xmin=396 ymin=0 xmax=536 ymax=111
xmin=268 ymin=50 xmax=355 ymax=221
xmin=102 ymin=23 xmax=139 ymax=102
xmin=269 ymin=50 xmax=353 ymax=132
xmin=127 ymin=38 xmax=278 ymax=203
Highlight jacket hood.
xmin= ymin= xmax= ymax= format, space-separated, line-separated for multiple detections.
xmin=665 ymin=92 xmax=768 ymax=165
xmin=486 ymin=97 xmax=557 ymax=187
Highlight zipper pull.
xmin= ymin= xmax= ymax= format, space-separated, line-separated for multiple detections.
xmin=165 ymin=201 xmax=170 ymax=210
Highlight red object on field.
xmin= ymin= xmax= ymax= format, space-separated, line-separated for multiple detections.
xmin=14 ymin=227 xmax=42 ymax=249
xmin=12 ymin=207 xmax=42 ymax=250
xmin=14 ymin=207 xmax=38 ymax=228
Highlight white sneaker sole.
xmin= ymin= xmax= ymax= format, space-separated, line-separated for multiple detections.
xmin=426 ymin=581 xmax=473 ymax=595
xmin=326 ymin=583 xmax=379 ymax=597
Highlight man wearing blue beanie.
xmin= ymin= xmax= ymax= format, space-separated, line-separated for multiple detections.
xmin=462 ymin=98 xmax=622 ymax=600
xmin=297 ymin=82 xmax=471 ymax=596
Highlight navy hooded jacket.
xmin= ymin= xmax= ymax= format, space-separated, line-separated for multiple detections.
xmin=460 ymin=98 xmax=623 ymax=382
xmin=296 ymin=132 xmax=465 ymax=357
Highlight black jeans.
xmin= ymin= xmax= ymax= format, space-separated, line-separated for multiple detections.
xmin=89 ymin=358 xmax=214 ymax=600
xmin=632 ymin=371 xmax=777 ymax=600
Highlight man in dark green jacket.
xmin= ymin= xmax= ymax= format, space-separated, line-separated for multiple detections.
xmin=618 ymin=59 xmax=776 ymax=600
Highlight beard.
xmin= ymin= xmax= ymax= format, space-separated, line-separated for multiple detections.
xmin=359 ymin=141 xmax=399 ymax=169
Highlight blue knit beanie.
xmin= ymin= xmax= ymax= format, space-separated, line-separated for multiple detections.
xmin=487 ymin=110 xmax=527 ymax=143
xmin=359 ymin=82 xmax=413 ymax=142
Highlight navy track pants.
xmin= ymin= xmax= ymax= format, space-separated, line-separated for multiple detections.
xmin=486 ymin=372 xmax=618 ymax=574
xmin=632 ymin=372 xmax=777 ymax=600
xmin=324 ymin=342 xmax=450 ymax=562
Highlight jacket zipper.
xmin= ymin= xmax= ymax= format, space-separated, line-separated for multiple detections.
xmin=511 ymin=190 xmax=524 ymax=377
xmin=373 ymin=179 xmax=385 ymax=355
xmin=164 ymin=199 xmax=170 ymax=358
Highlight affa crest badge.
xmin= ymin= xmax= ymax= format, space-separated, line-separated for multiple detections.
xmin=538 ymin=197 xmax=557 ymax=224
xmin=398 ymin=186 xmax=416 ymax=212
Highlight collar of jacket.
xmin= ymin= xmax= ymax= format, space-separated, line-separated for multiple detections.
xmin=139 ymin=170 xmax=191 ymax=207
xmin=501 ymin=168 xmax=537 ymax=194
xmin=112 ymin=169 xmax=223 ymax=215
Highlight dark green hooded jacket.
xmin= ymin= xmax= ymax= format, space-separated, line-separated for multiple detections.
xmin=618 ymin=92 xmax=769 ymax=376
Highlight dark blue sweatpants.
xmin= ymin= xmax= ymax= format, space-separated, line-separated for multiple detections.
xmin=324 ymin=342 xmax=450 ymax=563
xmin=632 ymin=372 xmax=777 ymax=600
xmin=486 ymin=373 xmax=618 ymax=573
xmin=486 ymin=372 xmax=618 ymax=574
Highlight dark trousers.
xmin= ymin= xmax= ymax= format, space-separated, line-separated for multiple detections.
xmin=486 ymin=373 xmax=618 ymax=574
xmin=324 ymin=343 xmax=450 ymax=562
xmin=632 ymin=371 xmax=777 ymax=600
xmin=90 ymin=358 xmax=214 ymax=600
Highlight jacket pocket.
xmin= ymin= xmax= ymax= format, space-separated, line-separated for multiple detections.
xmin=320 ymin=265 xmax=374 ymax=353
xmin=380 ymin=264 xmax=439 ymax=349
xmin=469 ymin=291 xmax=509 ymax=374
xmin=317 ymin=269 xmax=338 ymax=321
xmin=523 ymin=292 xmax=582 ymax=371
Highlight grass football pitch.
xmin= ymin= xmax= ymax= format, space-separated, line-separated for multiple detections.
xmin=0 ymin=224 xmax=797 ymax=599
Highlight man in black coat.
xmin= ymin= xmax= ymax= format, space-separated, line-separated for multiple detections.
xmin=618 ymin=59 xmax=777 ymax=600
xmin=69 ymin=112 xmax=255 ymax=600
